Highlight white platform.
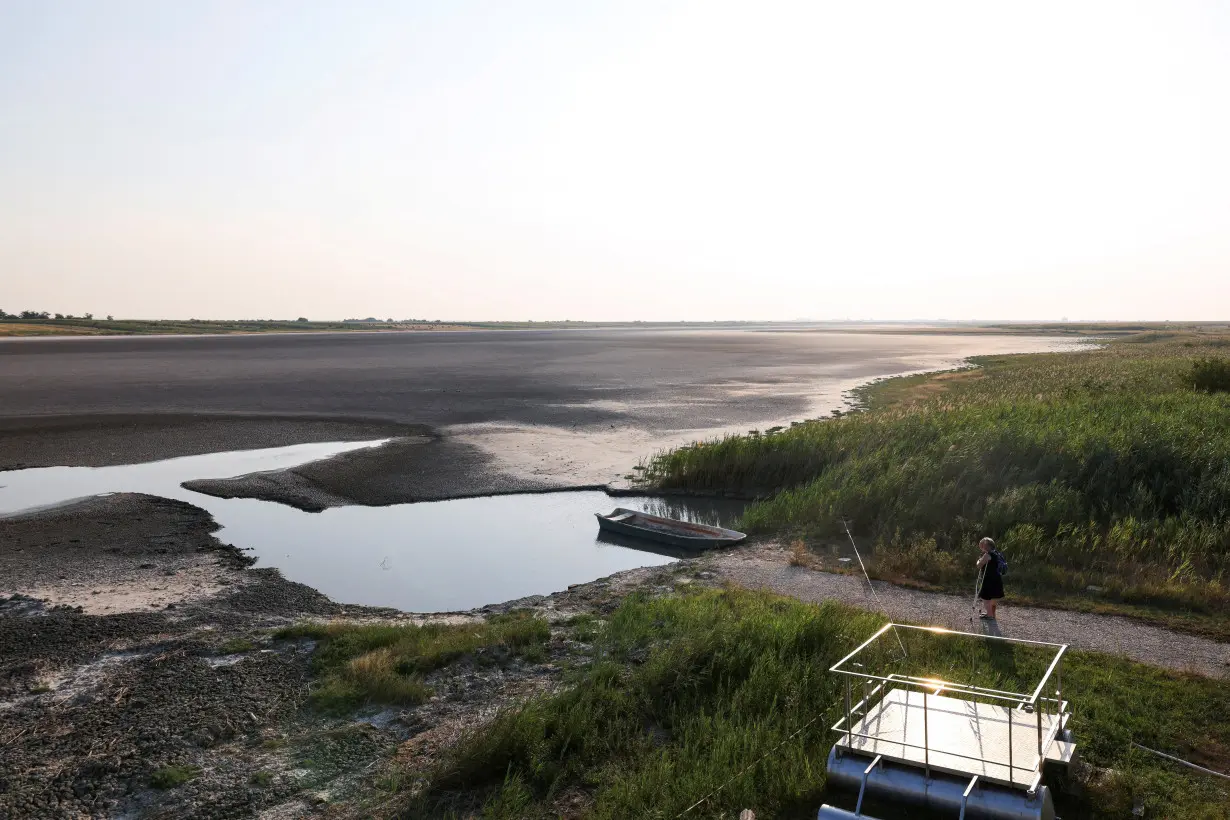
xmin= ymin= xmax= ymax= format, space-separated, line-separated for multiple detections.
xmin=837 ymin=687 xmax=1066 ymax=788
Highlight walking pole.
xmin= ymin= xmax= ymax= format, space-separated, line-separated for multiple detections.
xmin=970 ymin=564 xmax=987 ymax=628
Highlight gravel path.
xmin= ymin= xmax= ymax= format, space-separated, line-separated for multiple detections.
xmin=710 ymin=549 xmax=1230 ymax=678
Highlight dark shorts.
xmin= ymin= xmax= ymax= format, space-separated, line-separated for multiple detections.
xmin=979 ymin=573 xmax=1005 ymax=600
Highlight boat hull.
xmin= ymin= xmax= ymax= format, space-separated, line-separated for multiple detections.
xmin=595 ymin=507 xmax=746 ymax=550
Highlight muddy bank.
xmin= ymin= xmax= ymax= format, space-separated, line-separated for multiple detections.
xmin=182 ymin=436 xmax=566 ymax=512
xmin=0 ymin=493 xmax=682 ymax=819
xmin=0 ymin=495 xmax=374 ymax=819
xmin=0 ymin=415 xmax=425 ymax=472
xmin=0 ymin=493 xmax=243 ymax=615
xmin=1 ymin=329 xmax=1083 ymax=477
xmin=0 ymin=330 xmax=1088 ymax=509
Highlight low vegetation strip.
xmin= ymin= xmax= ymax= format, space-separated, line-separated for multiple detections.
xmin=0 ymin=316 xmax=475 ymax=335
xmin=645 ymin=335 xmax=1230 ymax=627
xmin=275 ymin=612 xmax=550 ymax=713
xmin=403 ymin=588 xmax=1229 ymax=818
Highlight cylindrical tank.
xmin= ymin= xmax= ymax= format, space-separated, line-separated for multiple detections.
xmin=824 ymin=746 xmax=1055 ymax=820
xmin=817 ymin=807 xmax=872 ymax=819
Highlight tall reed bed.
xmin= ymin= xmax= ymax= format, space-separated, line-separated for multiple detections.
xmin=645 ymin=337 xmax=1230 ymax=615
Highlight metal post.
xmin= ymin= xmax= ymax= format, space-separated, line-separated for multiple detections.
xmin=922 ymin=688 xmax=930 ymax=778
xmin=855 ymin=755 xmax=882 ymax=816
xmin=845 ymin=677 xmax=852 ymax=749
xmin=959 ymin=776 xmax=979 ymax=820
xmin=1036 ymin=700 xmax=1043 ymax=758
xmin=1007 ymin=707 xmax=1014 ymax=786
xmin=1057 ymin=661 xmax=1062 ymax=719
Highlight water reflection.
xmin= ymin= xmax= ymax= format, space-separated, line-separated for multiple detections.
xmin=594 ymin=530 xmax=698 ymax=560
xmin=622 ymin=495 xmax=746 ymax=528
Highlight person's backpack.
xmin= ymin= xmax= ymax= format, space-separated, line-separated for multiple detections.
xmin=991 ymin=549 xmax=1008 ymax=576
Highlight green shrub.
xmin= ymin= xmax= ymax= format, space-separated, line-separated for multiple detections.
xmin=1184 ymin=356 xmax=1230 ymax=393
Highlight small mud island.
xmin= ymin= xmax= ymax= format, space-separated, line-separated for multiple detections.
xmin=2 ymin=328 xmax=1229 ymax=819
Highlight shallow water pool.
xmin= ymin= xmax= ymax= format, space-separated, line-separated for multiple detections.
xmin=0 ymin=443 xmax=745 ymax=612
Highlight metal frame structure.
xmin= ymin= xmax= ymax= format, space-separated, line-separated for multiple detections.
xmin=829 ymin=623 xmax=1070 ymax=792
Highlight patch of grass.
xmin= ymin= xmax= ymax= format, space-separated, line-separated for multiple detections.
xmin=1185 ymin=356 xmax=1230 ymax=393
xmin=373 ymin=768 xmax=412 ymax=795
xmin=217 ymin=637 xmax=256 ymax=654
xmin=563 ymin=613 xmax=604 ymax=642
xmin=786 ymin=538 xmax=829 ymax=571
xmin=249 ymin=770 xmax=274 ymax=787
xmin=149 ymin=765 xmax=202 ymax=789
xmin=645 ymin=334 xmax=1230 ymax=632
xmin=275 ymin=613 xmax=551 ymax=713
xmin=406 ymin=588 xmax=1230 ymax=818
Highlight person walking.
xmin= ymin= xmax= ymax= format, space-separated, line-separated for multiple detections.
xmin=976 ymin=537 xmax=1006 ymax=619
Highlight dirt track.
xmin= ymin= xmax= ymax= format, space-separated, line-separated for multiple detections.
xmin=708 ymin=544 xmax=1230 ymax=678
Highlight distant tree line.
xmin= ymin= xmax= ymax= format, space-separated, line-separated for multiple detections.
xmin=0 ymin=311 xmax=446 ymax=325
xmin=0 ymin=309 xmax=98 ymax=320
xmin=343 ymin=317 xmax=444 ymax=323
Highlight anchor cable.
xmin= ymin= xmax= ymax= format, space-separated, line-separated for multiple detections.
xmin=840 ymin=518 xmax=908 ymax=659
xmin=675 ymin=713 xmax=826 ymax=818
xmin=1130 ymin=742 xmax=1230 ymax=781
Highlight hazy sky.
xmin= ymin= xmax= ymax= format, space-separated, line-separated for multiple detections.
xmin=3 ymin=1 xmax=1228 ymax=321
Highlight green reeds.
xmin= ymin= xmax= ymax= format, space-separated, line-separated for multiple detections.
xmin=645 ymin=336 xmax=1230 ymax=622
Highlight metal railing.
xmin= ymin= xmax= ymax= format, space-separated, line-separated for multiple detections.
xmin=828 ymin=623 xmax=1069 ymax=790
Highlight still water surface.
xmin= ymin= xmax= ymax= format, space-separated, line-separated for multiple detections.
xmin=0 ymin=442 xmax=745 ymax=612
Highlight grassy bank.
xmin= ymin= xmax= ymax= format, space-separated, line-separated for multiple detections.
xmin=401 ymin=588 xmax=1229 ymax=818
xmin=645 ymin=334 xmax=1230 ymax=636
xmin=275 ymin=613 xmax=550 ymax=713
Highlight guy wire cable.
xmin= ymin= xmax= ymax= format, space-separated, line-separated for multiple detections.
xmin=840 ymin=518 xmax=907 ymax=659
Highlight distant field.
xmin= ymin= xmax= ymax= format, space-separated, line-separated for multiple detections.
xmin=0 ymin=323 xmax=104 ymax=336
